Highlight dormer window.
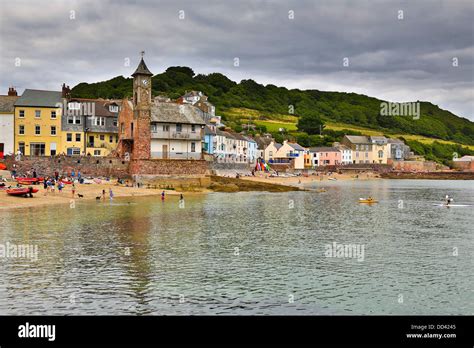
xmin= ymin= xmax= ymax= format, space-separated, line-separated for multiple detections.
xmin=109 ymin=105 xmax=119 ymax=113
xmin=68 ymin=102 xmax=81 ymax=110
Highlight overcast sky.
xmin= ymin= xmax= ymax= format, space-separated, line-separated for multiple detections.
xmin=0 ymin=0 xmax=473 ymax=120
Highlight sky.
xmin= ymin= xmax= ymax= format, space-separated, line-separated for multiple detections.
xmin=0 ymin=0 xmax=473 ymax=120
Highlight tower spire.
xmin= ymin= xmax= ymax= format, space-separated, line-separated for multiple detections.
xmin=132 ymin=51 xmax=153 ymax=77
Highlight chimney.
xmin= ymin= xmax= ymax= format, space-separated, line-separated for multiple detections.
xmin=62 ymin=83 xmax=71 ymax=98
xmin=8 ymin=87 xmax=17 ymax=96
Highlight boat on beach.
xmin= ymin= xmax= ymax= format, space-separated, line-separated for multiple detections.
xmin=15 ymin=177 xmax=43 ymax=184
xmin=6 ymin=187 xmax=39 ymax=197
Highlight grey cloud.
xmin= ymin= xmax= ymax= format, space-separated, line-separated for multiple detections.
xmin=0 ymin=0 xmax=472 ymax=119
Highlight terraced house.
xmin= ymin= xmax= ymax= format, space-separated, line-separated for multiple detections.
xmin=61 ymin=97 xmax=120 ymax=156
xmin=14 ymin=89 xmax=63 ymax=156
xmin=0 ymin=88 xmax=19 ymax=158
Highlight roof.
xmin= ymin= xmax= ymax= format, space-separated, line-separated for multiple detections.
xmin=288 ymin=142 xmax=306 ymax=151
xmin=387 ymin=138 xmax=404 ymax=144
xmin=274 ymin=143 xmax=282 ymax=150
xmin=68 ymin=98 xmax=121 ymax=117
xmin=151 ymin=102 xmax=205 ymax=125
xmin=0 ymin=95 xmax=20 ymax=112
xmin=309 ymin=147 xmax=340 ymax=153
xmin=14 ymin=89 xmax=63 ymax=107
xmin=454 ymin=155 xmax=474 ymax=162
xmin=183 ymin=91 xmax=202 ymax=98
xmin=204 ymin=126 xmax=215 ymax=135
xmin=370 ymin=136 xmax=388 ymax=143
xmin=344 ymin=135 xmax=370 ymax=144
xmin=132 ymin=58 xmax=153 ymax=77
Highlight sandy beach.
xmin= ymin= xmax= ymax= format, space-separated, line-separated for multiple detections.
xmin=0 ymin=181 xmax=183 ymax=210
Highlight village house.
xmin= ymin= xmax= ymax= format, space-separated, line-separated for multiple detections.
xmin=263 ymin=141 xmax=282 ymax=163
xmin=271 ymin=140 xmax=307 ymax=169
xmin=61 ymin=96 xmax=121 ymax=156
xmin=243 ymin=135 xmax=258 ymax=163
xmin=333 ymin=142 xmax=352 ymax=164
xmin=387 ymin=138 xmax=412 ymax=160
xmin=309 ymin=147 xmax=342 ymax=166
xmin=14 ymin=89 xmax=64 ymax=156
xmin=452 ymin=155 xmax=474 ymax=171
xmin=341 ymin=135 xmax=389 ymax=164
xmin=0 ymin=88 xmax=19 ymax=158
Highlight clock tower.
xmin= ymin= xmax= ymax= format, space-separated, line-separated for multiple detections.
xmin=131 ymin=53 xmax=153 ymax=160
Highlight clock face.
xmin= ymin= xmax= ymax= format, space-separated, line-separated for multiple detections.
xmin=142 ymin=78 xmax=149 ymax=86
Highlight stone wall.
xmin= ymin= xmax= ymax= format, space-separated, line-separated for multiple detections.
xmin=391 ymin=160 xmax=439 ymax=172
xmin=452 ymin=160 xmax=474 ymax=172
xmin=210 ymin=162 xmax=252 ymax=171
xmin=129 ymin=159 xmax=210 ymax=175
xmin=3 ymin=155 xmax=130 ymax=178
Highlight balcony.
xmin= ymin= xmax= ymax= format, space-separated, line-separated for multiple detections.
xmin=151 ymin=130 xmax=202 ymax=140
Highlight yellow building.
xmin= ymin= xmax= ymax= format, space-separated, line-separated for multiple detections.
xmin=14 ymin=89 xmax=64 ymax=156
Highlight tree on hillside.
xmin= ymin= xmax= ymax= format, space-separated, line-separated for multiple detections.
xmin=297 ymin=113 xmax=325 ymax=135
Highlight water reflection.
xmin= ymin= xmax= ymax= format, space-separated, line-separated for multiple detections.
xmin=0 ymin=180 xmax=473 ymax=315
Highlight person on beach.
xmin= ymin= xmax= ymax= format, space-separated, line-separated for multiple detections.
xmin=58 ymin=181 xmax=64 ymax=193
xmin=109 ymin=188 xmax=114 ymax=201
xmin=50 ymin=179 xmax=55 ymax=194
xmin=32 ymin=169 xmax=37 ymax=178
xmin=71 ymin=170 xmax=75 ymax=178
xmin=54 ymin=171 xmax=59 ymax=181
xmin=161 ymin=191 xmax=165 ymax=201
xmin=71 ymin=183 xmax=76 ymax=198
xmin=102 ymin=189 xmax=106 ymax=201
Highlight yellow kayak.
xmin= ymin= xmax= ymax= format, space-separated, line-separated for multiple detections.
xmin=359 ymin=198 xmax=378 ymax=203
xmin=316 ymin=188 xmax=327 ymax=193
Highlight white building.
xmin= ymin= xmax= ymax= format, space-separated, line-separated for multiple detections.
xmin=150 ymin=102 xmax=205 ymax=160
xmin=0 ymin=91 xmax=19 ymax=158
xmin=333 ymin=142 xmax=352 ymax=164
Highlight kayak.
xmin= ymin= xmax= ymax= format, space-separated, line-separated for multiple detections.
xmin=432 ymin=204 xmax=472 ymax=207
xmin=60 ymin=180 xmax=73 ymax=184
xmin=15 ymin=177 xmax=43 ymax=183
xmin=359 ymin=198 xmax=378 ymax=203
xmin=6 ymin=187 xmax=39 ymax=196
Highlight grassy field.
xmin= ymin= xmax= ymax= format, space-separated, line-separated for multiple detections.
xmin=220 ymin=107 xmax=474 ymax=150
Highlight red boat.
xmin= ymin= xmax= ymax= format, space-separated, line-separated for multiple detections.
xmin=60 ymin=179 xmax=73 ymax=184
xmin=0 ymin=163 xmax=6 ymax=170
xmin=6 ymin=187 xmax=39 ymax=197
xmin=15 ymin=177 xmax=44 ymax=184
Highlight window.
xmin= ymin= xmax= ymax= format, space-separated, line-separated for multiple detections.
xmin=68 ymin=102 xmax=81 ymax=110
xmin=151 ymin=124 xmax=157 ymax=132
xmin=176 ymin=124 xmax=182 ymax=132
xmin=51 ymin=126 xmax=56 ymax=135
xmin=35 ymin=125 xmax=41 ymax=135
xmin=67 ymin=147 xmax=81 ymax=156
xmin=163 ymin=125 xmax=169 ymax=132
xmin=94 ymin=150 xmax=101 ymax=156
xmin=35 ymin=110 xmax=41 ymax=118
xmin=76 ymin=134 xmax=81 ymax=142
xmin=109 ymin=136 xmax=113 ymax=143
xmin=378 ymin=150 xmax=384 ymax=158
xmin=191 ymin=124 xmax=196 ymax=132
xmin=18 ymin=142 xmax=25 ymax=154
xmin=67 ymin=133 xmax=72 ymax=142
xmin=109 ymin=105 xmax=119 ymax=113
xmin=191 ymin=142 xmax=196 ymax=152
xmin=19 ymin=110 xmax=25 ymax=118
xmin=67 ymin=116 xmax=81 ymax=124
xmin=51 ymin=111 xmax=57 ymax=119
xmin=30 ymin=143 xmax=45 ymax=156
xmin=93 ymin=117 xmax=105 ymax=126
xmin=365 ymin=152 xmax=369 ymax=158
xmin=113 ymin=118 xmax=118 ymax=127
xmin=115 ymin=136 xmax=118 ymax=143
xmin=100 ymin=135 xmax=105 ymax=141
xmin=19 ymin=125 xmax=25 ymax=135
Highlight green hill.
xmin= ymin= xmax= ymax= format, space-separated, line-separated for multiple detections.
xmin=72 ymin=66 xmax=474 ymax=147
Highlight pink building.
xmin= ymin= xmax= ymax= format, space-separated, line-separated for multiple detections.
xmin=309 ymin=147 xmax=341 ymax=166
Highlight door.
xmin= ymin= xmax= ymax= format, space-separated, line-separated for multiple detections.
xmin=89 ymin=136 xmax=94 ymax=147
xmin=162 ymin=144 xmax=168 ymax=159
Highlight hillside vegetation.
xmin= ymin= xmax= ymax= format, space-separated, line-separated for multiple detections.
xmin=71 ymin=66 xmax=474 ymax=164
